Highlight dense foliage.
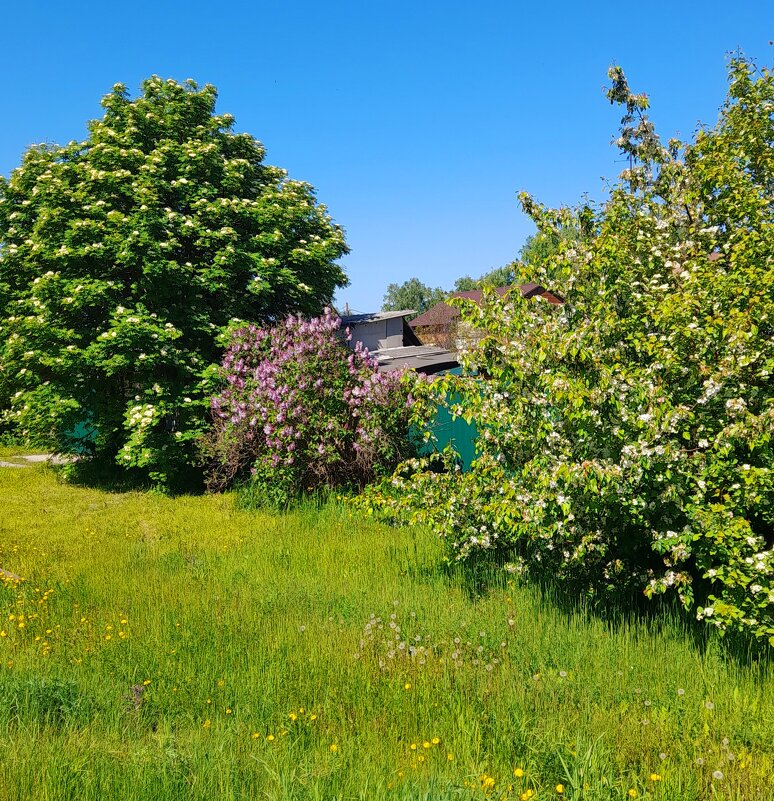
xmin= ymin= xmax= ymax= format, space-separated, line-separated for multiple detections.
xmin=203 ymin=310 xmax=419 ymax=506
xmin=0 ymin=76 xmax=348 ymax=487
xmin=381 ymin=278 xmax=447 ymax=320
xmin=362 ymin=58 xmax=774 ymax=645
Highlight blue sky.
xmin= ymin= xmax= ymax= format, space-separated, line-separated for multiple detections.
xmin=1 ymin=1 xmax=771 ymax=312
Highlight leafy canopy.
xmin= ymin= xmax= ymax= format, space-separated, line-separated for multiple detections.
xmin=362 ymin=56 xmax=774 ymax=645
xmin=381 ymin=278 xmax=447 ymax=320
xmin=0 ymin=76 xmax=348 ymax=486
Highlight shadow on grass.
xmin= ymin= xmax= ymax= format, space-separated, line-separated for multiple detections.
xmin=437 ymin=550 xmax=770 ymax=667
xmin=53 ymin=458 xmax=205 ymax=496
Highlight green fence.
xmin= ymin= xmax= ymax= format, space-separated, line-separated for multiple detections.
xmin=420 ymin=368 xmax=478 ymax=471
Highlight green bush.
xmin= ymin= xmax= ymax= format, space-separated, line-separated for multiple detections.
xmin=361 ymin=57 xmax=773 ymax=646
xmin=202 ymin=311 xmax=420 ymax=507
xmin=0 ymin=76 xmax=348 ymax=488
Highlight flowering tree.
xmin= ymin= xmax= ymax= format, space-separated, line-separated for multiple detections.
xmin=362 ymin=57 xmax=773 ymax=645
xmin=203 ymin=310 xmax=419 ymax=506
xmin=0 ymin=77 xmax=348 ymax=486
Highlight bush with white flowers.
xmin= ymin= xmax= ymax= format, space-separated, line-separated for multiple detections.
xmin=0 ymin=77 xmax=348 ymax=487
xmin=362 ymin=57 xmax=773 ymax=645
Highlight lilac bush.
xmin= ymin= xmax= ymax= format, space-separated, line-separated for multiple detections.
xmin=203 ymin=309 xmax=419 ymax=505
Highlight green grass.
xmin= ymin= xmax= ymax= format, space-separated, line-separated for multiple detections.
xmin=0 ymin=466 xmax=772 ymax=801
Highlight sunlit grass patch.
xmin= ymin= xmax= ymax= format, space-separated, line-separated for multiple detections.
xmin=0 ymin=466 xmax=772 ymax=800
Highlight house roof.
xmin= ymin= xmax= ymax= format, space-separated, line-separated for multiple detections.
xmin=372 ymin=345 xmax=459 ymax=375
xmin=409 ymin=283 xmax=563 ymax=328
xmin=340 ymin=309 xmax=416 ymax=326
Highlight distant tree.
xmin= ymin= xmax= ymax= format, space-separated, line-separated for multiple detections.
xmin=478 ymin=263 xmax=518 ymax=288
xmin=452 ymin=275 xmax=479 ymax=292
xmin=0 ymin=76 xmax=348 ymax=488
xmin=381 ymin=278 xmax=446 ymax=320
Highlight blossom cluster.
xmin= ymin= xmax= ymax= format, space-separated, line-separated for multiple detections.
xmin=203 ymin=310 xmax=418 ymax=505
xmin=360 ymin=58 xmax=774 ymax=645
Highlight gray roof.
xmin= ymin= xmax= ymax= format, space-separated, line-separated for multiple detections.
xmin=340 ymin=310 xmax=416 ymax=325
xmin=372 ymin=345 xmax=459 ymax=375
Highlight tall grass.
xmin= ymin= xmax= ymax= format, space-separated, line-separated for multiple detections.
xmin=0 ymin=465 xmax=771 ymax=800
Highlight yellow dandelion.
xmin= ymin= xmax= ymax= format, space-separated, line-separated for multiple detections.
xmin=289 ymin=712 xmax=297 ymax=721
xmin=447 ymin=753 xmax=454 ymax=761
xmin=143 ymin=679 xmax=151 ymax=686
xmin=299 ymin=707 xmax=305 ymax=714
xmin=266 ymin=734 xmax=275 ymax=742
xmin=225 ymin=708 xmax=232 ymax=715
xmin=628 ymin=791 xmax=638 ymax=799
xmin=202 ymin=719 xmax=211 ymax=728
xmin=514 ymin=768 xmax=525 ymax=778
xmin=556 ymin=785 xmax=565 ymax=794
xmin=520 ymin=791 xmax=534 ymax=801
xmin=423 ymin=741 xmax=431 ymax=749
xmin=404 ymin=682 xmax=412 ymax=690
xmin=329 ymin=743 xmax=339 ymax=753
xmin=432 ymin=736 xmax=440 ymax=745
xmin=410 ymin=743 xmax=418 ymax=750
xmin=310 ymin=713 xmax=318 ymax=721
xmin=251 ymin=732 xmax=260 ymax=739
xmin=418 ymin=755 xmax=425 ymax=763
xmin=649 ymin=773 xmax=661 ymax=782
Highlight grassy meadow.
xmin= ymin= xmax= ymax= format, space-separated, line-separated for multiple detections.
xmin=0 ymin=463 xmax=772 ymax=801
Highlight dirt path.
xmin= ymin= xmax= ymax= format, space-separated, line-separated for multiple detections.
xmin=0 ymin=454 xmax=68 ymax=468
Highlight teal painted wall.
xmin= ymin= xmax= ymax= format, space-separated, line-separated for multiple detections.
xmin=420 ymin=367 xmax=479 ymax=471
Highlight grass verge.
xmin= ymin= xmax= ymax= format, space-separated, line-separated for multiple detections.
xmin=0 ymin=467 xmax=771 ymax=800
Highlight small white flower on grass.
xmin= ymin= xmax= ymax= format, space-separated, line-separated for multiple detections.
xmin=712 ymin=770 xmax=724 ymax=781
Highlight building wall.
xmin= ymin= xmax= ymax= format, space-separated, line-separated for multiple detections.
xmin=351 ymin=318 xmax=405 ymax=352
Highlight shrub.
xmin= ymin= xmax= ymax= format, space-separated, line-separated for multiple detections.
xmin=0 ymin=76 xmax=348 ymax=488
xmin=361 ymin=57 xmax=773 ymax=646
xmin=203 ymin=309 xmax=420 ymax=506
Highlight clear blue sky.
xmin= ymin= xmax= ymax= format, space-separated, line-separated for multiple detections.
xmin=1 ymin=1 xmax=770 ymax=312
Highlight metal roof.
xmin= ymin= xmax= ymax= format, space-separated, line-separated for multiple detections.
xmin=340 ymin=309 xmax=416 ymax=325
xmin=372 ymin=345 xmax=459 ymax=375
xmin=409 ymin=283 xmax=563 ymax=328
